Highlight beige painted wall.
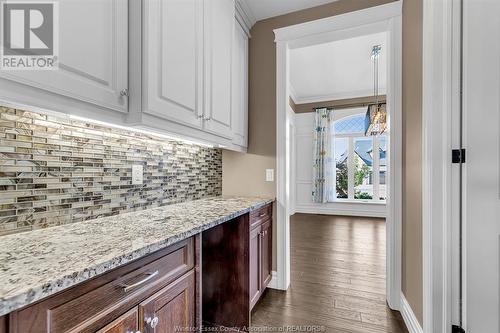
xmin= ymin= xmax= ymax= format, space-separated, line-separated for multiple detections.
xmin=222 ymin=0 xmax=423 ymax=325
xmin=401 ymin=0 xmax=423 ymax=324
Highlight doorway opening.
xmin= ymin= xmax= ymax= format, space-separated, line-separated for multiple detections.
xmin=271 ymin=1 xmax=403 ymax=316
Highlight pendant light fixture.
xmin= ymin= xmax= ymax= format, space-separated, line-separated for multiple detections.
xmin=365 ymin=44 xmax=387 ymax=136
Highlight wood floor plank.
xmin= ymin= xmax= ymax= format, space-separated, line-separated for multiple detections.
xmin=251 ymin=213 xmax=408 ymax=333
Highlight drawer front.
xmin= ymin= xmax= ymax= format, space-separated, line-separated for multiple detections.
xmin=250 ymin=204 xmax=272 ymax=229
xmin=13 ymin=238 xmax=194 ymax=333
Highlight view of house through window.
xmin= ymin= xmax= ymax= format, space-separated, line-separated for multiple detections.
xmin=333 ymin=110 xmax=387 ymax=202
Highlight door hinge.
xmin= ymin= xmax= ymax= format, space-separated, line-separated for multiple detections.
xmin=452 ymin=325 xmax=465 ymax=333
xmin=452 ymin=149 xmax=466 ymax=164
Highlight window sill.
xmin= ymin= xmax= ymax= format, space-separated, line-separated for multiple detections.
xmin=331 ymin=199 xmax=387 ymax=205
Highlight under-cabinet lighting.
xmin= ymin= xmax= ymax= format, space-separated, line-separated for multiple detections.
xmin=68 ymin=115 xmax=215 ymax=148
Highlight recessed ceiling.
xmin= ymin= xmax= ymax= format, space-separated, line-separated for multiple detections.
xmin=289 ymin=32 xmax=387 ymax=104
xmin=241 ymin=0 xmax=338 ymax=22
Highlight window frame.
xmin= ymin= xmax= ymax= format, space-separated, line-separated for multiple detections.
xmin=333 ymin=116 xmax=388 ymax=203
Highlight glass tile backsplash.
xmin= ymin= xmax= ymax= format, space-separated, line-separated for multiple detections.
xmin=0 ymin=107 xmax=222 ymax=236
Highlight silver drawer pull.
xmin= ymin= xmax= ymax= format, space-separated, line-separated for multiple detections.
xmin=120 ymin=270 xmax=159 ymax=292
xmin=259 ymin=213 xmax=266 ymax=217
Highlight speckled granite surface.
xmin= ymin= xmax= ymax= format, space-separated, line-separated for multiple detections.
xmin=0 ymin=196 xmax=273 ymax=316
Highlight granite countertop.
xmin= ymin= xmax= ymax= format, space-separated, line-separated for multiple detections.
xmin=0 ymin=196 xmax=274 ymax=316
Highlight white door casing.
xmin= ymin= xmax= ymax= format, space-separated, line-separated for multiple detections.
xmin=273 ymin=2 xmax=403 ymax=310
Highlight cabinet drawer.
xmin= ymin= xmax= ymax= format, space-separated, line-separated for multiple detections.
xmin=12 ymin=238 xmax=194 ymax=333
xmin=250 ymin=204 xmax=272 ymax=229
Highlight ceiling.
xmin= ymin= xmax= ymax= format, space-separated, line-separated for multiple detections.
xmin=289 ymin=32 xmax=387 ymax=104
xmin=241 ymin=0 xmax=338 ymax=22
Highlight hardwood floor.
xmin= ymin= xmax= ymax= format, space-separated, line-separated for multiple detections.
xmin=251 ymin=214 xmax=408 ymax=333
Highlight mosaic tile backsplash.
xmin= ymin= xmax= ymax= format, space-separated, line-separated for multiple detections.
xmin=0 ymin=107 xmax=222 ymax=236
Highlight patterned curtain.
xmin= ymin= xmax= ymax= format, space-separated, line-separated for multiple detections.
xmin=312 ymin=108 xmax=336 ymax=203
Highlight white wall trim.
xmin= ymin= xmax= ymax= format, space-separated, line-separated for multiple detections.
xmin=274 ymin=2 xmax=403 ymax=308
xmin=295 ymin=205 xmax=386 ymax=218
xmin=268 ymin=271 xmax=279 ymax=289
xmin=422 ymin=0 xmax=457 ymax=331
xmin=275 ymin=40 xmax=291 ymax=291
xmin=385 ymin=11 xmax=403 ymax=312
xmin=274 ymin=2 xmax=402 ymax=43
xmin=401 ymin=293 xmax=424 ymax=333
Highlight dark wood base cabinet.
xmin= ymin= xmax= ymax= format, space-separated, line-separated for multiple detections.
xmin=4 ymin=236 xmax=200 ymax=333
xmin=96 ymin=308 xmax=139 ymax=333
xmin=249 ymin=203 xmax=273 ymax=308
xmin=203 ymin=203 xmax=273 ymax=331
xmin=0 ymin=204 xmax=273 ymax=333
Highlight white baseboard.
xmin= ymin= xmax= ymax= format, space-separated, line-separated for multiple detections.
xmin=267 ymin=271 xmax=279 ymax=289
xmin=295 ymin=205 xmax=386 ymax=218
xmin=400 ymin=293 xmax=423 ymax=333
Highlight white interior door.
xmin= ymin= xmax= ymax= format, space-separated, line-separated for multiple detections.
xmin=463 ymin=0 xmax=500 ymax=331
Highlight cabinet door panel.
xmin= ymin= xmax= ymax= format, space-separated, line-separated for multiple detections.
xmin=249 ymin=225 xmax=262 ymax=309
xmin=143 ymin=0 xmax=204 ymax=129
xmin=204 ymin=0 xmax=234 ymax=138
xmin=96 ymin=308 xmax=138 ymax=333
xmin=0 ymin=0 xmax=128 ymax=113
xmin=139 ymin=271 xmax=195 ymax=333
xmin=260 ymin=220 xmax=272 ymax=289
xmin=231 ymin=21 xmax=248 ymax=147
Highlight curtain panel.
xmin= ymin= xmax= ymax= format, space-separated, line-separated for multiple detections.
xmin=312 ymin=108 xmax=336 ymax=203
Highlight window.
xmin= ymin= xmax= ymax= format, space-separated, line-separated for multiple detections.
xmin=379 ymin=136 xmax=387 ymax=201
xmin=331 ymin=110 xmax=387 ymax=203
xmin=354 ymin=137 xmax=374 ymax=200
xmin=334 ymin=137 xmax=348 ymax=199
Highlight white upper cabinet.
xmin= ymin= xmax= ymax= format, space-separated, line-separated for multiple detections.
xmin=0 ymin=0 xmax=128 ymax=114
xmin=203 ymin=0 xmax=235 ymax=139
xmin=142 ymin=0 xmax=204 ymax=129
xmin=231 ymin=21 xmax=249 ymax=148
xmin=0 ymin=0 xmax=250 ymax=151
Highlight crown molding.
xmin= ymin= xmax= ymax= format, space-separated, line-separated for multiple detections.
xmin=288 ymin=84 xmax=298 ymax=103
xmin=235 ymin=0 xmax=256 ymax=37
xmin=292 ymin=89 xmax=387 ymax=105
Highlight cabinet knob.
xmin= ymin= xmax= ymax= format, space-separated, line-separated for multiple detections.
xmin=146 ymin=316 xmax=159 ymax=329
xmin=204 ymin=116 xmax=212 ymax=121
xmin=120 ymin=88 xmax=129 ymax=97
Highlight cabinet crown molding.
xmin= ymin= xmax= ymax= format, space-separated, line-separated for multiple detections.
xmin=235 ymin=0 xmax=255 ymax=36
